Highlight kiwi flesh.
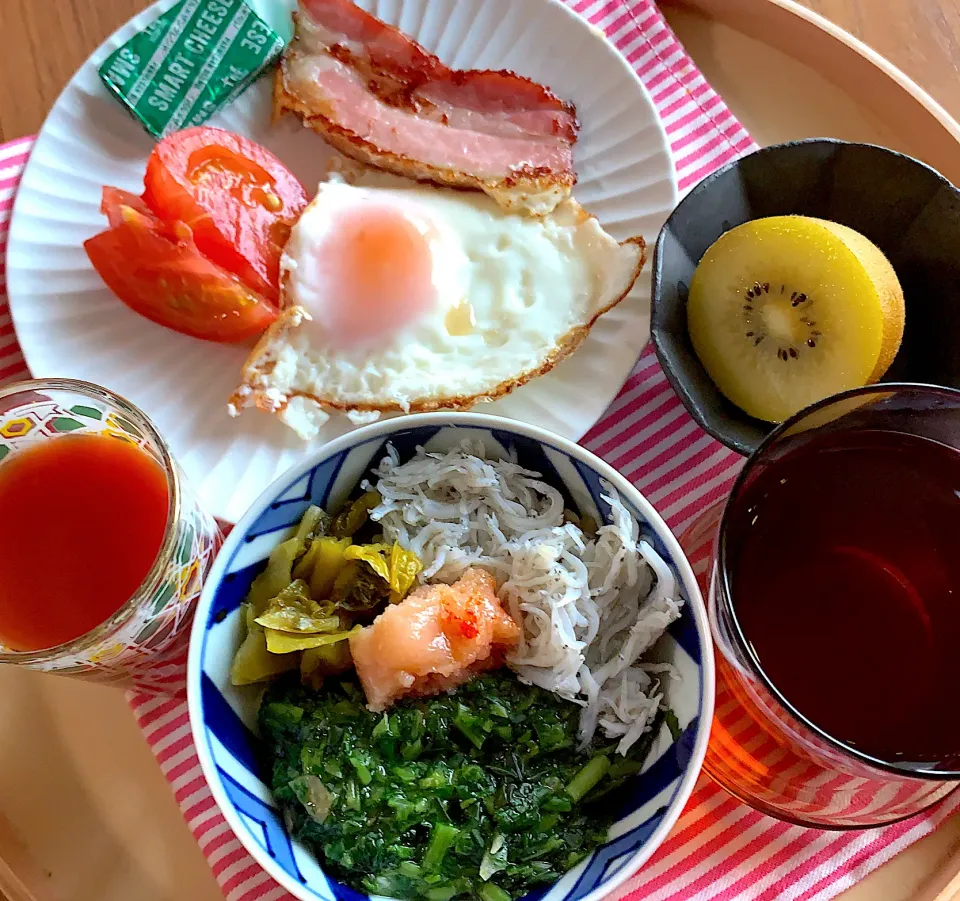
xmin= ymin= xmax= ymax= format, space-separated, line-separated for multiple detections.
xmin=686 ymin=216 xmax=905 ymax=424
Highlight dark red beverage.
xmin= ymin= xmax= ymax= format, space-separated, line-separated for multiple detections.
xmin=725 ymin=429 xmax=960 ymax=765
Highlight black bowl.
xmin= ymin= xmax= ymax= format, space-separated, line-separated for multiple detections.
xmin=651 ymin=138 xmax=960 ymax=455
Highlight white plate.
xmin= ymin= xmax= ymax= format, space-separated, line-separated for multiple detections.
xmin=6 ymin=0 xmax=677 ymax=523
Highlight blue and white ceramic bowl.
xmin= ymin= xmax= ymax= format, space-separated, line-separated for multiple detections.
xmin=187 ymin=413 xmax=715 ymax=901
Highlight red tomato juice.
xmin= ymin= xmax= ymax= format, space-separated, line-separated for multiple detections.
xmin=0 ymin=434 xmax=169 ymax=651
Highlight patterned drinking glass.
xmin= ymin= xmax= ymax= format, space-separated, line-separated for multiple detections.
xmin=685 ymin=385 xmax=960 ymax=828
xmin=0 ymin=379 xmax=222 ymax=694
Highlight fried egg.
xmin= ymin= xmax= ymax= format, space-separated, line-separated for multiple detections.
xmin=229 ymin=169 xmax=645 ymax=439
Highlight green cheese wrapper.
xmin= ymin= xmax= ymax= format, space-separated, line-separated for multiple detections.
xmin=98 ymin=0 xmax=285 ymax=139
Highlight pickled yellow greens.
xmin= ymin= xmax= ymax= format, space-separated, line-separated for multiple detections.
xmin=245 ymin=538 xmax=300 ymax=615
xmin=230 ymin=603 xmax=298 ymax=685
xmin=229 ymin=499 xmax=422 ymax=687
xmin=255 ymin=582 xmax=341 ymax=633
xmin=265 ymin=628 xmax=358 ymax=654
xmin=294 ymin=537 xmax=351 ymax=598
xmin=343 ymin=543 xmax=422 ymax=604
xmin=301 ymin=641 xmax=353 ymax=690
xmin=330 ymin=491 xmax=380 ymax=538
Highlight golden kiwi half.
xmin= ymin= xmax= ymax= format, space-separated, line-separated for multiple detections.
xmin=686 ymin=216 xmax=905 ymax=423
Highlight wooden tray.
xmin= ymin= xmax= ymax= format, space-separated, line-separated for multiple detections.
xmin=662 ymin=0 xmax=960 ymax=185
xmin=1 ymin=3 xmax=959 ymax=901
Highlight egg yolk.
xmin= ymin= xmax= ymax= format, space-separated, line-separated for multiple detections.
xmin=315 ymin=203 xmax=437 ymax=345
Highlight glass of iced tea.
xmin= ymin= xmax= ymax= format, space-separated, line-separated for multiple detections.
xmin=704 ymin=384 xmax=960 ymax=828
xmin=0 ymin=379 xmax=222 ymax=694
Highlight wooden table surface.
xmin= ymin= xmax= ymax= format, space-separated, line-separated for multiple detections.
xmin=0 ymin=0 xmax=957 ymax=141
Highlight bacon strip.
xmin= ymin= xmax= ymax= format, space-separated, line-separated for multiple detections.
xmin=275 ymin=0 xmax=580 ymax=215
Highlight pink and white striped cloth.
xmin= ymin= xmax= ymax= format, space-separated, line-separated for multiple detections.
xmin=1 ymin=1 xmax=958 ymax=899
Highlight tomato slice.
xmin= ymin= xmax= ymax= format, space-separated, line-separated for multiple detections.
xmin=142 ymin=127 xmax=308 ymax=304
xmin=84 ymin=216 xmax=279 ymax=344
xmin=100 ymin=186 xmax=157 ymax=228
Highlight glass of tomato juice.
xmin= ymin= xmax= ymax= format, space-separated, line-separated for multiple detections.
xmin=0 ymin=379 xmax=222 ymax=693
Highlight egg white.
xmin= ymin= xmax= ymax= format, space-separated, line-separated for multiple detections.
xmin=231 ymin=170 xmax=645 ymax=439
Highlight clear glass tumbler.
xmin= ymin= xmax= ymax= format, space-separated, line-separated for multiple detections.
xmin=0 ymin=379 xmax=222 ymax=694
xmin=700 ymin=385 xmax=960 ymax=828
